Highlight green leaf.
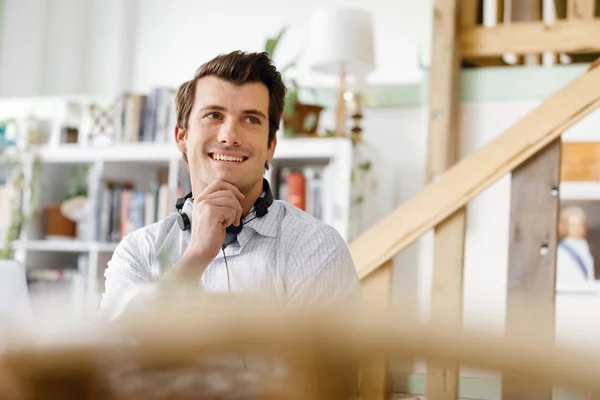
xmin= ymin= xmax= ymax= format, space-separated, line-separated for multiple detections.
xmin=264 ymin=26 xmax=287 ymax=59
xmin=284 ymin=86 xmax=299 ymax=118
xmin=359 ymin=161 xmax=371 ymax=171
xmin=284 ymin=126 xmax=295 ymax=138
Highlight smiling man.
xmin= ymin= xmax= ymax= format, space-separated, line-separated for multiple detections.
xmin=100 ymin=51 xmax=360 ymax=320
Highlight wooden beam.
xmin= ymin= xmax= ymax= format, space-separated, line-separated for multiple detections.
xmin=502 ymin=138 xmax=561 ymax=400
xmin=460 ymin=0 xmax=507 ymax=67
xmin=425 ymin=210 xmax=466 ymax=400
xmin=425 ymin=0 xmax=461 ymax=178
xmin=349 ymin=66 xmax=600 ymax=281
xmin=460 ymin=19 xmax=600 ymax=58
xmin=461 ymin=0 xmax=478 ymax=28
xmin=359 ymin=260 xmax=393 ymax=400
xmin=425 ymin=0 xmax=464 ymax=398
xmin=568 ymin=0 xmax=595 ymax=20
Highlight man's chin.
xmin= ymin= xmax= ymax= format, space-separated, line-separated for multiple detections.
xmin=203 ymin=173 xmax=247 ymax=193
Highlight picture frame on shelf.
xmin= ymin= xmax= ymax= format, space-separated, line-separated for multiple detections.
xmin=557 ymin=200 xmax=600 ymax=285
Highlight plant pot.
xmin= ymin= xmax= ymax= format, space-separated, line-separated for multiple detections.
xmin=283 ymin=103 xmax=324 ymax=135
xmin=0 ymin=259 xmax=32 ymax=325
xmin=44 ymin=204 xmax=76 ymax=239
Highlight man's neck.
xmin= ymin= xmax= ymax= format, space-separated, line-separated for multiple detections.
xmin=240 ymin=180 xmax=264 ymax=215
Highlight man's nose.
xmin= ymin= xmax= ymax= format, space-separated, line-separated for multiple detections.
xmin=217 ymin=119 xmax=242 ymax=146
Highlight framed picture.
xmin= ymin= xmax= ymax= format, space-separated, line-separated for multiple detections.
xmin=557 ymin=200 xmax=600 ymax=283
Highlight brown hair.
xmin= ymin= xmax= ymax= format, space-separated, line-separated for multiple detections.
xmin=175 ymin=51 xmax=286 ymax=167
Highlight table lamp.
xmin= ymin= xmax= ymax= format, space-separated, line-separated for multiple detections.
xmin=304 ymin=8 xmax=375 ymax=137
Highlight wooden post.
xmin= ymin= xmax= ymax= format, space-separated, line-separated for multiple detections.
xmin=359 ymin=259 xmax=393 ymax=400
xmin=425 ymin=0 xmax=465 ymax=399
xmin=461 ymin=0 xmax=478 ymax=28
xmin=502 ymin=139 xmax=561 ymax=400
xmin=567 ymin=0 xmax=595 ymax=20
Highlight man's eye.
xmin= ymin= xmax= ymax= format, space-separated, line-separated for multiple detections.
xmin=206 ymin=112 xmax=221 ymax=119
xmin=247 ymin=116 xmax=260 ymax=124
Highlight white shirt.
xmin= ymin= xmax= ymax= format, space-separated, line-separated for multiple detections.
xmin=556 ymin=237 xmax=596 ymax=284
xmin=100 ymin=200 xmax=360 ymax=320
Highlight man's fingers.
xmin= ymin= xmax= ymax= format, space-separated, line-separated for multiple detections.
xmin=197 ymin=191 xmax=243 ymax=225
xmin=201 ymin=198 xmax=242 ymax=226
xmin=202 ymin=180 xmax=245 ymax=202
xmin=200 ymin=192 xmax=243 ymax=221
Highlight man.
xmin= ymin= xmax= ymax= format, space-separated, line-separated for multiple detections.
xmin=100 ymin=51 xmax=359 ymax=320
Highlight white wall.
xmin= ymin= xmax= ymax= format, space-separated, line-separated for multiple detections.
xmin=0 ymin=0 xmax=431 ymax=96
xmin=0 ymin=0 xmax=48 ymax=96
xmin=130 ymin=0 xmax=431 ymax=91
xmin=0 ymin=0 xmax=138 ymax=97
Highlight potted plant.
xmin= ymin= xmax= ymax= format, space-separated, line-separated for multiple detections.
xmin=54 ymin=166 xmax=89 ymax=241
xmin=0 ymin=118 xmax=43 ymax=260
xmin=264 ymin=27 xmax=324 ymax=137
xmin=0 ymin=118 xmax=44 ymax=322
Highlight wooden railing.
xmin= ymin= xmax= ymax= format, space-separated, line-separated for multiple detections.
xmin=350 ymin=1 xmax=600 ymax=399
xmin=461 ymin=0 xmax=600 ymax=67
xmin=350 ymin=65 xmax=600 ymax=281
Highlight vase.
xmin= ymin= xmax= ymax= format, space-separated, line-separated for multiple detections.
xmin=283 ymin=103 xmax=324 ymax=135
xmin=0 ymin=259 xmax=32 ymax=330
xmin=44 ymin=203 xmax=77 ymax=239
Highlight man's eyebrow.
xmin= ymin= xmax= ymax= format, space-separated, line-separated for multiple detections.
xmin=196 ymin=106 xmax=267 ymax=120
xmin=242 ymin=109 xmax=267 ymax=120
xmin=198 ymin=105 xmax=227 ymax=113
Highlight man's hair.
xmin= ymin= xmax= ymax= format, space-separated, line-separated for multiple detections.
xmin=175 ymin=51 xmax=287 ymax=166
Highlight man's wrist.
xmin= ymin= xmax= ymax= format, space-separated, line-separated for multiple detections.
xmin=164 ymin=251 xmax=211 ymax=285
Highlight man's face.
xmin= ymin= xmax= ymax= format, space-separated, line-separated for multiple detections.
xmin=176 ymin=76 xmax=276 ymax=195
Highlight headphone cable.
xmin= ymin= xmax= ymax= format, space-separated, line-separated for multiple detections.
xmin=220 ymin=244 xmax=248 ymax=370
xmin=221 ymin=245 xmax=231 ymax=293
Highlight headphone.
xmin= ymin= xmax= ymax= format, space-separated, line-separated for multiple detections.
xmin=175 ymin=178 xmax=274 ymax=245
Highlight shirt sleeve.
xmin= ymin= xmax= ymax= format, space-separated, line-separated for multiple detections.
xmin=100 ymin=234 xmax=160 ymax=321
xmin=285 ymin=224 xmax=361 ymax=309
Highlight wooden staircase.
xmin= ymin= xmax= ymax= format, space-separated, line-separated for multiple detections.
xmin=351 ymin=1 xmax=600 ymax=399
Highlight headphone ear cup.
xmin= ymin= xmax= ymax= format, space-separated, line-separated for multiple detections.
xmin=177 ymin=198 xmax=194 ymax=231
xmin=177 ymin=213 xmax=190 ymax=231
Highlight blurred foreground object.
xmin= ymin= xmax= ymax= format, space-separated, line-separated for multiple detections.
xmin=2 ymin=291 xmax=600 ymax=399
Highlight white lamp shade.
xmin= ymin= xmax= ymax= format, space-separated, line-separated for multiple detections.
xmin=305 ymin=8 xmax=375 ymax=75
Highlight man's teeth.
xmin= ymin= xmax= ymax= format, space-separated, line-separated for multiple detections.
xmin=211 ymin=154 xmax=244 ymax=162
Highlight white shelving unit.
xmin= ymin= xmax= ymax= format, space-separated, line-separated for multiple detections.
xmin=559 ymin=181 xmax=600 ymax=200
xmin=0 ymin=95 xmax=362 ymax=318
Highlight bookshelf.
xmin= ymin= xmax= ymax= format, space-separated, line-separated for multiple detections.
xmin=0 ymin=95 xmax=367 ymax=317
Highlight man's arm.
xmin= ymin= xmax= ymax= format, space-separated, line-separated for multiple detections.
xmin=100 ymin=234 xmax=158 ymax=320
xmin=285 ymin=224 xmax=360 ymax=309
xmin=100 ymin=230 xmax=216 ymax=321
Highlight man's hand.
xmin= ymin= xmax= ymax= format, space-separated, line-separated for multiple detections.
xmin=171 ymin=180 xmax=244 ymax=282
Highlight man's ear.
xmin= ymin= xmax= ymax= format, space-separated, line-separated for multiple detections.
xmin=174 ymin=124 xmax=187 ymax=154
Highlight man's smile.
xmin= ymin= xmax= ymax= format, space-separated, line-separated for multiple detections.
xmin=208 ymin=152 xmax=248 ymax=163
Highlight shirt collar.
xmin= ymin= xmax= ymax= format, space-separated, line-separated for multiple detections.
xmin=236 ymin=200 xmax=281 ymax=245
